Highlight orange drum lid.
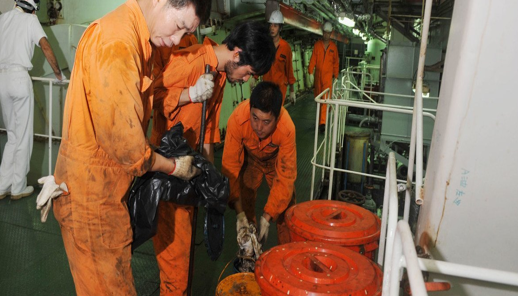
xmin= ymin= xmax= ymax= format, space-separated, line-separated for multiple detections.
xmin=216 ymin=272 xmax=261 ymax=295
xmin=255 ymin=241 xmax=383 ymax=295
xmin=286 ymin=200 xmax=381 ymax=245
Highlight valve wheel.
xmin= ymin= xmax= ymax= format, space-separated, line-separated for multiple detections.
xmin=337 ymin=190 xmax=366 ymax=205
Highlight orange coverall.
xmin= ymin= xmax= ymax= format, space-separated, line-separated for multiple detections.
xmin=262 ymin=38 xmax=296 ymax=104
xmin=152 ymin=37 xmax=227 ymax=296
xmin=155 ymin=34 xmax=198 ymax=71
xmin=52 ymin=0 xmax=155 ymax=295
xmin=308 ymin=40 xmax=339 ymax=125
xmin=221 ymin=100 xmax=297 ymax=244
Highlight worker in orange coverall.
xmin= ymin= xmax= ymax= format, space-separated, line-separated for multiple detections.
xmin=152 ymin=21 xmax=275 ymax=296
xmin=308 ymin=21 xmax=339 ymax=133
xmin=42 ymin=0 xmax=210 ymax=295
xmin=155 ymin=34 xmax=198 ymax=70
xmin=222 ymin=81 xmax=297 ymax=248
xmin=253 ymin=10 xmax=296 ymax=105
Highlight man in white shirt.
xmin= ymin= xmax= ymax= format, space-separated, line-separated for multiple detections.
xmin=0 ymin=0 xmax=64 ymax=200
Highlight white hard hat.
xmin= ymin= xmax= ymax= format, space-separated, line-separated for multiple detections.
xmin=323 ymin=21 xmax=333 ymax=32
xmin=269 ymin=10 xmax=284 ymax=24
xmin=15 ymin=0 xmax=39 ymax=11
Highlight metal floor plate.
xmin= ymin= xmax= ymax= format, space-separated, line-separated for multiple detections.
xmin=0 ymin=93 xmax=318 ymax=296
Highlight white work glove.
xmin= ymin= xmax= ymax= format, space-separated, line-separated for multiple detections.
xmin=55 ymin=71 xmax=67 ymax=85
xmin=257 ymin=215 xmax=270 ymax=247
xmin=236 ymin=212 xmax=249 ymax=233
xmin=189 ymin=74 xmax=214 ymax=103
xmin=236 ymin=212 xmax=251 ymax=252
xmin=169 ymin=155 xmax=201 ymax=181
xmin=290 ymin=92 xmax=296 ymax=105
xmin=36 ymin=175 xmax=68 ymax=223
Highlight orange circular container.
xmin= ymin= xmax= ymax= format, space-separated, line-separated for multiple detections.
xmin=215 ymin=272 xmax=261 ymax=295
xmin=285 ymin=200 xmax=381 ymax=259
xmin=255 ymin=241 xmax=382 ymax=296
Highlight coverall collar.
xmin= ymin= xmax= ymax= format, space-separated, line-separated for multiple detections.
xmin=202 ymin=37 xmax=220 ymax=72
xmin=126 ymin=0 xmax=151 ymax=53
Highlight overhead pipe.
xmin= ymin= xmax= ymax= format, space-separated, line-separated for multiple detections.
xmin=310 ymin=2 xmax=335 ymax=21
xmin=405 ymin=0 xmax=433 ymax=214
xmin=280 ymin=3 xmax=349 ymax=43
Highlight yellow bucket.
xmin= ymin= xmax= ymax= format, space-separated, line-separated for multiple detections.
xmin=216 ymin=272 xmax=261 ymax=295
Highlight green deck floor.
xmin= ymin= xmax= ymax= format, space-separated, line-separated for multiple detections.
xmin=0 ymin=92 xmax=320 ymax=296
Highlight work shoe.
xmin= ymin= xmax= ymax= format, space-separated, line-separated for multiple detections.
xmin=11 ymin=186 xmax=34 ymax=200
xmin=0 ymin=190 xmax=10 ymax=200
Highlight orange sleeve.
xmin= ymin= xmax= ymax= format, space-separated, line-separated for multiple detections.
xmin=203 ymin=88 xmax=223 ymax=143
xmin=285 ymin=43 xmax=296 ymax=85
xmin=333 ymin=43 xmax=339 ymax=78
xmin=157 ymin=55 xmax=197 ymax=119
xmin=88 ymin=39 xmax=153 ymax=176
xmin=264 ymin=127 xmax=297 ymax=221
xmin=308 ymin=44 xmax=317 ymax=75
xmin=221 ymin=111 xmax=245 ymax=206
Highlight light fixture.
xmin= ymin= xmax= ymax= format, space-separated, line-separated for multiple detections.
xmin=352 ymin=28 xmax=360 ymax=35
xmin=361 ymin=35 xmax=367 ymax=41
xmin=338 ymin=12 xmax=355 ymax=27
xmin=412 ymin=82 xmax=430 ymax=98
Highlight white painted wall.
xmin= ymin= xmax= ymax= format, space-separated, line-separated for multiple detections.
xmin=416 ymin=0 xmax=518 ymax=294
xmin=64 ymin=0 xmax=124 ymax=24
xmin=0 ymin=0 xmax=13 ymax=14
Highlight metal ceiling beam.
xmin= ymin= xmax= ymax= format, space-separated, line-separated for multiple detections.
xmin=280 ymin=3 xmax=349 ymax=44
xmin=376 ymin=6 xmax=419 ymax=42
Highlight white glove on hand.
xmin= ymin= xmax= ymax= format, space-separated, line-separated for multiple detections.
xmin=236 ymin=212 xmax=249 ymax=233
xmin=236 ymin=212 xmax=251 ymax=251
xmin=55 ymin=72 xmax=67 ymax=85
xmin=189 ymin=74 xmax=214 ymax=103
xmin=290 ymin=92 xmax=296 ymax=105
xmin=257 ymin=215 xmax=270 ymax=247
xmin=36 ymin=175 xmax=68 ymax=223
xmin=169 ymin=155 xmax=201 ymax=181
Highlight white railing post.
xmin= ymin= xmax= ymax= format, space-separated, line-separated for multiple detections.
xmin=310 ymin=89 xmax=329 ymax=200
xmin=48 ymin=80 xmax=53 ymax=175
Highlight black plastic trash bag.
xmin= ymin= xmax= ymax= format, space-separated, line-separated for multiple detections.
xmin=128 ymin=123 xmax=228 ymax=260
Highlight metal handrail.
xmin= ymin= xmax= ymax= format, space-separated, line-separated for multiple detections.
xmin=309 ymin=89 xmax=435 ymax=201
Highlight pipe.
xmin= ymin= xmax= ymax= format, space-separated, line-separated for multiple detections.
xmin=311 ymin=2 xmax=335 ymax=20
xmin=390 ymin=14 xmax=451 ymax=20
xmin=347 ymin=114 xmax=370 ymax=123
xmin=389 ymin=221 xmax=428 ymax=296
xmin=327 ymin=98 xmax=340 ymax=200
xmin=313 ymin=98 xmax=436 ymax=121
xmin=310 ymin=89 xmax=329 ymax=200
xmin=412 ymin=258 xmax=518 ymax=287
xmin=379 ymin=152 xmax=398 ymax=271
xmin=414 ymin=0 xmax=434 ymax=206
xmin=359 ymin=116 xmax=379 ymax=127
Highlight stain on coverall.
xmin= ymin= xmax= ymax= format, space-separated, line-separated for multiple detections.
xmin=53 ymin=1 xmax=155 ymax=294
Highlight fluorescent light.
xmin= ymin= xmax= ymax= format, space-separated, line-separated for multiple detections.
xmin=412 ymin=82 xmax=430 ymax=97
xmin=338 ymin=12 xmax=355 ymax=27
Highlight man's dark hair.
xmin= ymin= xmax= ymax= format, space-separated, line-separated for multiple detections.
xmin=250 ymin=81 xmax=282 ymax=119
xmin=223 ymin=21 xmax=275 ymax=76
xmin=167 ymin=0 xmax=211 ymax=24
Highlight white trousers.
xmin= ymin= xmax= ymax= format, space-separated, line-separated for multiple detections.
xmin=0 ymin=69 xmax=34 ymax=194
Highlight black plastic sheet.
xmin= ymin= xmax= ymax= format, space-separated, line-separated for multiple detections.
xmin=128 ymin=123 xmax=228 ymax=260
